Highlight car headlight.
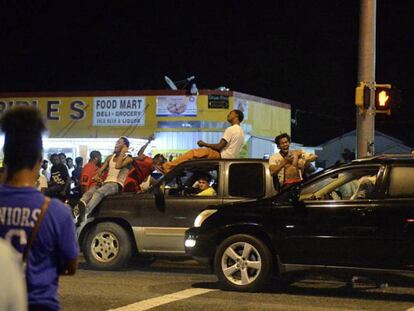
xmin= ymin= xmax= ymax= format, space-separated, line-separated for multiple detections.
xmin=194 ymin=209 xmax=217 ymax=227
xmin=185 ymin=238 xmax=196 ymax=248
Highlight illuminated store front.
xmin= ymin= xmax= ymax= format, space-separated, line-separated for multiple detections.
xmin=0 ymin=89 xmax=291 ymax=164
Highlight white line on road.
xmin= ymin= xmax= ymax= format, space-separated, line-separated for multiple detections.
xmin=107 ymin=288 xmax=217 ymax=311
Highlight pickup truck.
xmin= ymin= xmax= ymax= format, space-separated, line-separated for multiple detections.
xmin=78 ymin=158 xmax=278 ymax=270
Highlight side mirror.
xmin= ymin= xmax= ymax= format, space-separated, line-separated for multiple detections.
xmin=153 ymin=184 xmax=165 ymax=210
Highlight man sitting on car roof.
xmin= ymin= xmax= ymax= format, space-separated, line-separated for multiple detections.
xmin=160 ymin=109 xmax=245 ymax=174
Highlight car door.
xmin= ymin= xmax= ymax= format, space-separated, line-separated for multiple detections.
xmin=274 ymin=165 xmax=392 ymax=268
xmin=380 ymin=164 xmax=414 ymax=270
xmin=137 ymin=161 xmax=223 ymax=254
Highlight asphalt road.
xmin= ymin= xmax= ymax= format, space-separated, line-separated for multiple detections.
xmin=59 ymin=258 xmax=414 ymax=311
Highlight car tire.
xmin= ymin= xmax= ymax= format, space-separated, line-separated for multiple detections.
xmin=84 ymin=222 xmax=132 ymax=270
xmin=214 ymin=234 xmax=273 ymax=292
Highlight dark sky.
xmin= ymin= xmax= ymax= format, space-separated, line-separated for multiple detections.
xmin=1 ymin=1 xmax=413 ymax=146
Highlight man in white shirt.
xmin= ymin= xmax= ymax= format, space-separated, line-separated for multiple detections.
xmin=269 ymin=133 xmax=317 ymax=190
xmin=162 ymin=109 xmax=245 ymax=173
xmin=36 ymin=173 xmax=48 ymax=193
xmin=40 ymin=159 xmax=50 ymax=181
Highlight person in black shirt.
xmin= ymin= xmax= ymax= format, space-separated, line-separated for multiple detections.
xmin=72 ymin=157 xmax=83 ymax=187
xmin=71 ymin=156 xmax=83 ymax=197
xmin=45 ymin=153 xmax=70 ymax=200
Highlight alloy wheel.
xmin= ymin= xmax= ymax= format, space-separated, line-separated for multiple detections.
xmin=221 ymin=241 xmax=262 ymax=286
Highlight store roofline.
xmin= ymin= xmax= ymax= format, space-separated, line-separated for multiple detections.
xmin=0 ymin=89 xmax=290 ymax=110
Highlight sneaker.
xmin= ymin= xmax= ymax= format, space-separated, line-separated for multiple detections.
xmin=72 ymin=205 xmax=80 ymax=224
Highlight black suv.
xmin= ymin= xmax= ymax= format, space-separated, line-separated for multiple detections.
xmin=185 ymin=155 xmax=414 ymax=291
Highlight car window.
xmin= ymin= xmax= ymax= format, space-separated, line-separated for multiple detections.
xmin=388 ymin=166 xmax=414 ymax=198
xmin=164 ymin=164 xmax=219 ymax=197
xmin=299 ymin=167 xmax=380 ymax=201
xmin=229 ymin=163 xmax=265 ymax=198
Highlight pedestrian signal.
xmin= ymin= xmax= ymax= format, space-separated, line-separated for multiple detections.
xmin=375 ymin=84 xmax=392 ymax=115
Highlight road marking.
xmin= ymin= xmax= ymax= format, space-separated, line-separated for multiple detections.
xmin=108 ymin=288 xmax=217 ymax=311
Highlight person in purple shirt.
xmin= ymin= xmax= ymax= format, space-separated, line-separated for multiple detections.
xmin=0 ymin=106 xmax=79 ymax=311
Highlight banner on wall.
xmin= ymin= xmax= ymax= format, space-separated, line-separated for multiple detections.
xmin=156 ymin=96 xmax=197 ymax=116
xmin=93 ymin=96 xmax=146 ymax=126
xmin=234 ymin=98 xmax=249 ymax=120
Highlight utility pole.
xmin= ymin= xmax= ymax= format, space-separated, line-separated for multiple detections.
xmin=356 ymin=0 xmax=376 ymax=158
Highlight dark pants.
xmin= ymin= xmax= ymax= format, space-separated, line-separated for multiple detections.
xmin=45 ymin=184 xmax=66 ymax=200
xmin=29 ymin=304 xmax=56 ymax=311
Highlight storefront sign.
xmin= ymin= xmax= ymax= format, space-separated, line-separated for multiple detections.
xmin=208 ymin=95 xmax=229 ymax=109
xmin=0 ymin=100 xmax=38 ymax=115
xmin=156 ymin=96 xmax=197 ymax=116
xmin=93 ymin=96 xmax=146 ymax=126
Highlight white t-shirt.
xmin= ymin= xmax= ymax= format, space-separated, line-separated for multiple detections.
xmin=0 ymin=239 xmax=27 ymax=311
xmin=220 ymin=124 xmax=245 ymax=158
xmin=269 ymin=150 xmax=313 ymax=186
xmin=37 ymin=174 xmax=48 ymax=191
xmin=104 ymin=154 xmax=130 ymax=187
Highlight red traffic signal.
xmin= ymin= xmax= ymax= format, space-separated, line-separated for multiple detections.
xmin=374 ymin=84 xmax=392 ymax=115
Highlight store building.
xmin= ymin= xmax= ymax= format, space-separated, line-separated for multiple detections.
xmin=0 ymin=89 xmax=291 ymax=164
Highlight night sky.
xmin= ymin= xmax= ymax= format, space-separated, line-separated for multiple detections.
xmin=1 ymin=1 xmax=413 ymax=147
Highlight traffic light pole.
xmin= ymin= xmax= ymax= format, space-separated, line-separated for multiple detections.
xmin=356 ymin=0 xmax=376 ymax=158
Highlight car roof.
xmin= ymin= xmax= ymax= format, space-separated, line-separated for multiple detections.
xmin=178 ymin=158 xmax=270 ymax=164
xmin=351 ymin=153 xmax=414 ymax=164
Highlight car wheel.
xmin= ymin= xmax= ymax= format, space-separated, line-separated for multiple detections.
xmin=84 ymin=222 xmax=132 ymax=270
xmin=215 ymin=234 xmax=272 ymax=292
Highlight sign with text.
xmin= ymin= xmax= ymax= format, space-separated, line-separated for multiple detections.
xmin=156 ymin=95 xmax=197 ymax=116
xmin=208 ymin=94 xmax=229 ymax=109
xmin=93 ymin=96 xmax=146 ymax=126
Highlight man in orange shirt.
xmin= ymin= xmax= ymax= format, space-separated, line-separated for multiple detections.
xmin=123 ymin=135 xmax=166 ymax=193
xmin=80 ymin=151 xmax=102 ymax=194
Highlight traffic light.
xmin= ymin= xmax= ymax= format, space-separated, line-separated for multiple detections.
xmin=355 ymin=83 xmax=392 ymax=115
xmin=355 ymin=83 xmax=368 ymax=111
xmin=374 ymin=84 xmax=392 ymax=115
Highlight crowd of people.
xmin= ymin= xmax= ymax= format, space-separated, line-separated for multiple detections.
xmin=0 ymin=105 xmax=320 ymax=310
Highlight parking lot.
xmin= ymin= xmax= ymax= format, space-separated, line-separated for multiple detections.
xmin=59 ymin=258 xmax=414 ymax=311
